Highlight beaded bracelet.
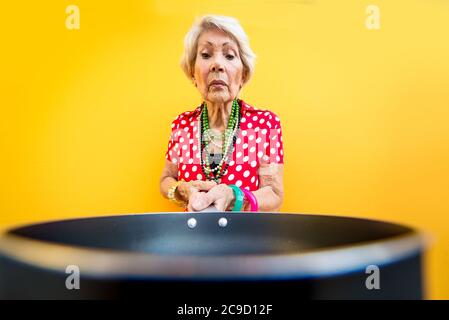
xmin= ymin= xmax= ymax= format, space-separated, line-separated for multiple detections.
xmin=228 ymin=184 xmax=244 ymax=212
xmin=241 ymin=188 xmax=259 ymax=212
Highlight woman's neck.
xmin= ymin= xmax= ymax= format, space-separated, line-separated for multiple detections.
xmin=205 ymin=100 xmax=233 ymax=131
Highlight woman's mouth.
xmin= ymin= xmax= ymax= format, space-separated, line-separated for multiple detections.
xmin=209 ymin=80 xmax=227 ymax=89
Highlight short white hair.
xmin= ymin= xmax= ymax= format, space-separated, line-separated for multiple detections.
xmin=180 ymin=15 xmax=257 ymax=86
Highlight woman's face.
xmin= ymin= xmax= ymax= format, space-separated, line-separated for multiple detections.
xmin=193 ymin=29 xmax=244 ymax=105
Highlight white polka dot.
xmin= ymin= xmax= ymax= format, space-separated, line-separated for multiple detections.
xmin=228 ymin=174 xmax=234 ymax=181
xmin=262 ymin=129 xmax=267 ymax=135
xmin=182 ymin=145 xmax=187 ymax=150
xmin=173 ymin=158 xmax=178 ymax=164
xmin=237 ymin=152 xmax=242 ymax=158
xmin=257 ymin=151 xmax=263 ymax=158
xmin=192 ymin=165 xmax=197 ymax=172
xmin=229 ymin=160 xmax=235 ymax=166
xmin=184 ymin=127 xmax=189 ymax=132
xmin=252 ymin=116 xmax=258 ymax=121
xmin=255 ymin=179 xmax=259 ymax=187
xmin=256 ymin=137 xmax=262 ymax=143
xmin=185 ymin=172 xmax=189 ymax=178
xmin=193 ymin=126 xmax=197 ymax=132
xmin=264 ymin=142 xmax=269 ymax=148
xmin=255 ymin=127 xmax=260 ymax=132
xmin=248 ymin=135 xmax=254 ymax=141
xmin=245 ymin=186 xmax=250 ymax=190
xmin=236 ymin=180 xmax=242 ymax=187
xmin=186 ymin=152 xmax=190 ymax=157
xmin=181 ymin=120 xmax=186 ymax=125
xmin=236 ymin=165 xmax=242 ymax=172
xmin=242 ymin=130 xmax=247 ymax=136
xmin=263 ymin=155 xmax=269 ymax=161
xmin=251 ymin=176 xmax=256 ymax=183
xmin=247 ymin=123 xmax=253 ymax=129
xmin=193 ymin=145 xmax=197 ymax=151
xmin=188 ymin=158 xmax=193 ymax=164
xmin=243 ymin=156 xmax=249 ymax=162
xmin=250 ymin=160 xmax=257 ymax=167
xmin=249 ymin=146 xmax=256 ymax=153
xmin=182 ymin=164 xmax=186 ymax=170
xmin=243 ymin=143 xmax=248 ymax=149
xmin=197 ymin=173 xmax=202 ymax=180
xmin=179 ymin=157 xmax=183 ymax=163
xmin=276 ymin=155 xmax=280 ymax=162
xmin=270 ymin=148 xmax=276 ymax=154
xmin=267 ymin=121 xmax=272 ymax=128
xmin=259 ymin=119 xmax=265 ymax=124
xmin=236 ymin=138 xmax=242 ymax=144
xmin=171 ymin=123 xmax=175 ymax=128
xmin=276 ymin=141 xmax=281 ymax=148
xmin=196 ymin=152 xmax=200 ymax=158
xmin=280 ymin=149 xmax=283 ymax=156
xmin=189 ymin=139 xmax=194 ymax=144
xmin=275 ymin=116 xmax=280 ymax=122
xmin=241 ymin=117 xmax=246 ymax=123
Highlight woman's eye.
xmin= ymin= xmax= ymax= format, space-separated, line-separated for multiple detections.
xmin=201 ymin=53 xmax=210 ymax=59
xmin=226 ymin=54 xmax=235 ymax=60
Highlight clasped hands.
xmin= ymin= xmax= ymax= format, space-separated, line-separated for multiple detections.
xmin=176 ymin=180 xmax=236 ymax=212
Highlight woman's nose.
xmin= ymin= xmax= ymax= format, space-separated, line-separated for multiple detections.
xmin=210 ymin=58 xmax=225 ymax=73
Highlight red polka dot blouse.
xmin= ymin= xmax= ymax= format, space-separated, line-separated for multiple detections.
xmin=165 ymin=99 xmax=284 ymax=192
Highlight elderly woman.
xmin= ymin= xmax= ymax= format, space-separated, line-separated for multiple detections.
xmin=160 ymin=15 xmax=284 ymax=212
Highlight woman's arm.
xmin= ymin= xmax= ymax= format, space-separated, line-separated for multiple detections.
xmin=251 ymin=163 xmax=284 ymax=212
xmin=159 ymin=160 xmax=179 ymax=199
xmin=160 ymin=160 xmax=218 ymax=209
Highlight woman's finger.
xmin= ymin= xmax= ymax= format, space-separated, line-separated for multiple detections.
xmin=192 ymin=180 xmax=218 ymax=191
xmin=190 ymin=192 xmax=212 ymax=211
xmin=202 ymin=184 xmax=233 ymax=211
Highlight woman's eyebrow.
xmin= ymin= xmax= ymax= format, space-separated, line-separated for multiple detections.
xmin=198 ymin=41 xmax=238 ymax=53
xmin=200 ymin=41 xmax=236 ymax=48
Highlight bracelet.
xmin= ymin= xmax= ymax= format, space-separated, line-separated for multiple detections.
xmin=167 ymin=180 xmax=187 ymax=208
xmin=228 ymin=184 xmax=244 ymax=212
xmin=241 ymin=189 xmax=259 ymax=212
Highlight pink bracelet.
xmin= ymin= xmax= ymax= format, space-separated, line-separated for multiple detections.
xmin=241 ymin=188 xmax=259 ymax=212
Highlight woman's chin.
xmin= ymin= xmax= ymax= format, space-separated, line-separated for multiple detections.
xmin=206 ymin=92 xmax=231 ymax=104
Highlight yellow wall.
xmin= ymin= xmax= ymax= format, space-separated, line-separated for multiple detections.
xmin=1 ymin=0 xmax=448 ymax=298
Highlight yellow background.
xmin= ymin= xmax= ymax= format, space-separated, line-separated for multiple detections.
xmin=1 ymin=0 xmax=448 ymax=298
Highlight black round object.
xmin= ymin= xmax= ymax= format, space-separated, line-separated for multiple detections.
xmin=0 ymin=212 xmax=426 ymax=299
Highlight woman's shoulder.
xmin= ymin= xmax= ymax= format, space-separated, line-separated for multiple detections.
xmin=169 ymin=105 xmax=202 ymax=129
xmin=240 ymin=100 xmax=282 ymax=129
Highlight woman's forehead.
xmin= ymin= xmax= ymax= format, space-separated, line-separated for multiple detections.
xmin=197 ymin=30 xmax=238 ymax=49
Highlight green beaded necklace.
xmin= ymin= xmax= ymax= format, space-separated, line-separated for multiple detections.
xmin=200 ymin=99 xmax=241 ymax=183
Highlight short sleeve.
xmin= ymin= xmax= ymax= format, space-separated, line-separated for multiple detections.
xmin=260 ymin=112 xmax=284 ymax=165
xmin=165 ymin=117 xmax=180 ymax=165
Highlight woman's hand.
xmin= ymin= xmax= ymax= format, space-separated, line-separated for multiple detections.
xmin=189 ymin=184 xmax=236 ymax=212
xmin=176 ymin=180 xmax=218 ymax=211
